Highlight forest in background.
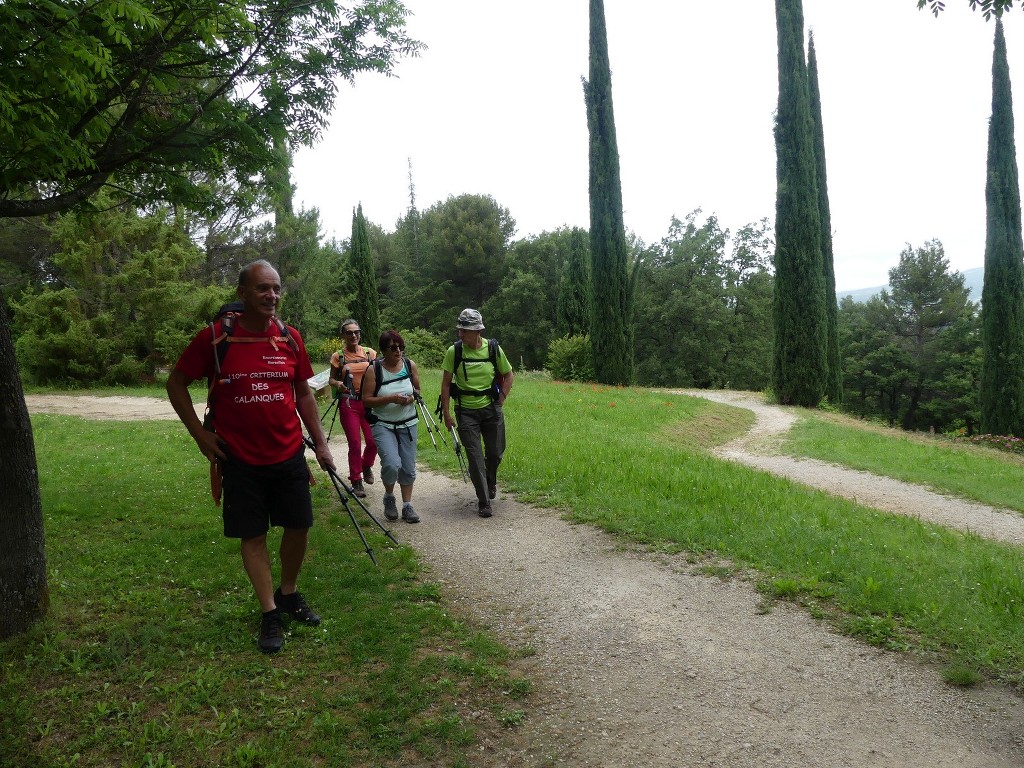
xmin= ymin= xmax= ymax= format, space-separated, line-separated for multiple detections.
xmin=0 ymin=192 xmax=981 ymax=435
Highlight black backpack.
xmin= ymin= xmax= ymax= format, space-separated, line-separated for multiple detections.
xmin=450 ymin=338 xmax=501 ymax=404
xmin=361 ymin=355 xmax=416 ymax=427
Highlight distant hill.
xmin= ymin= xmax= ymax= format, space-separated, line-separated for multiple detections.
xmin=837 ymin=266 xmax=984 ymax=305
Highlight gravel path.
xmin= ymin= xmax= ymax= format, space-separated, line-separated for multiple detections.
xmin=25 ymin=393 xmax=1024 ymax=766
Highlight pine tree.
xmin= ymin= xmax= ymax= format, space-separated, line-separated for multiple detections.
xmin=808 ymin=32 xmax=842 ymax=404
xmin=772 ymin=0 xmax=827 ymax=407
xmin=350 ymin=204 xmax=381 ymax=346
xmin=584 ymin=0 xmax=633 ymax=385
xmin=981 ymin=19 xmax=1024 ymax=436
xmin=557 ymin=227 xmax=592 ymax=337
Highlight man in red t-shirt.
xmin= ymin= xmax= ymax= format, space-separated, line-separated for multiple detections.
xmin=167 ymin=260 xmax=335 ymax=654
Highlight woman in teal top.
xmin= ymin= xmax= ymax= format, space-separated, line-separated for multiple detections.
xmin=361 ymin=330 xmax=421 ymax=524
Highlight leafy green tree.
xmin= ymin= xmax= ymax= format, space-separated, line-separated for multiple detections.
xmin=584 ymin=0 xmax=633 ymax=385
xmin=631 ymin=212 xmax=774 ymax=391
xmin=0 ymin=0 xmax=418 ymax=639
xmin=633 ymin=212 xmax=733 ymax=388
xmin=808 ymin=32 xmax=842 ymax=404
xmin=0 ymin=0 xmax=419 ymax=218
xmin=919 ymin=1 xmax=1020 ymax=18
xmin=349 ymin=204 xmax=382 ymax=346
xmin=980 ymin=20 xmax=1024 ymax=436
xmin=722 ymin=219 xmax=776 ymax=391
xmin=11 ymin=201 xmax=206 ymax=383
xmin=839 ymin=242 xmax=979 ymax=431
xmin=884 ymin=242 xmax=976 ymax=430
xmin=557 ymin=228 xmax=592 ymax=337
xmin=483 ymin=229 xmax=572 ymax=369
xmin=772 ymin=0 xmax=826 ymax=406
xmin=416 ymin=194 xmax=514 ymax=332
xmin=838 ymin=296 xmax=915 ymax=425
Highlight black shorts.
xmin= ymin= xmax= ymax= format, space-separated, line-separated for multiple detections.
xmin=221 ymin=448 xmax=314 ymax=539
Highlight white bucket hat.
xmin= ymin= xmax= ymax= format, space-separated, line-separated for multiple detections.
xmin=456 ymin=308 xmax=485 ymax=331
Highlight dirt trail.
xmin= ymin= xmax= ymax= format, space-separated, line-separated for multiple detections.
xmin=26 ymin=392 xmax=1024 ymax=767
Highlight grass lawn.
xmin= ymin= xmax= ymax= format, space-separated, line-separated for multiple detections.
xmin=4 ymin=377 xmax=1024 ymax=767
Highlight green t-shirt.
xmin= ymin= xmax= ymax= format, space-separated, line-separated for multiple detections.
xmin=442 ymin=339 xmax=513 ymax=410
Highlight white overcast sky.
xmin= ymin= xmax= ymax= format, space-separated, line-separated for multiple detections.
xmin=291 ymin=0 xmax=1024 ymax=291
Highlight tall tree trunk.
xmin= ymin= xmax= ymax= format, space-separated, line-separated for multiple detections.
xmin=772 ymin=0 xmax=826 ymax=407
xmin=0 ymin=293 xmax=49 ymax=639
xmin=980 ymin=20 xmax=1024 ymax=436
xmin=584 ymin=0 xmax=633 ymax=385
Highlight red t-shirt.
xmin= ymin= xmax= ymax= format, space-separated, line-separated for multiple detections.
xmin=175 ymin=320 xmax=314 ymax=466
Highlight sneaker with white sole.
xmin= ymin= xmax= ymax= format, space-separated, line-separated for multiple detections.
xmin=383 ymin=493 xmax=399 ymax=521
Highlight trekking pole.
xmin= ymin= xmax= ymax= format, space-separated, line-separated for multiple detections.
xmin=302 ymin=437 xmax=399 ymax=562
xmin=448 ymin=424 xmax=469 ymax=483
xmin=413 ymin=393 xmax=440 ymax=449
xmin=320 ymin=396 xmax=338 ymax=425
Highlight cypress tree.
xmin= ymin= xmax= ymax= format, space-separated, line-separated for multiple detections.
xmin=584 ymin=0 xmax=633 ymax=385
xmin=557 ymin=227 xmax=592 ymax=337
xmin=808 ymin=32 xmax=842 ymax=404
xmin=772 ymin=0 xmax=827 ymax=407
xmin=350 ymin=203 xmax=382 ymax=345
xmin=980 ymin=20 xmax=1024 ymax=436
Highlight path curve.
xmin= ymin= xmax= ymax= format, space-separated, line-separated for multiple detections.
xmin=25 ymin=393 xmax=1024 ymax=767
xmin=675 ymin=389 xmax=1024 ymax=548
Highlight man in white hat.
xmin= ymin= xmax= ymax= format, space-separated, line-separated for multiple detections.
xmin=439 ymin=308 xmax=514 ymax=517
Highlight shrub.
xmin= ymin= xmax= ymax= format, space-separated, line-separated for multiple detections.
xmin=400 ymin=327 xmax=447 ymax=369
xmin=546 ymin=334 xmax=594 ymax=382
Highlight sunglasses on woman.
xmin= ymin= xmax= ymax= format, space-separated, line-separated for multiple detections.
xmin=385 ymin=343 xmax=405 ymax=351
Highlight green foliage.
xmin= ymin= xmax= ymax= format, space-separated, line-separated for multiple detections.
xmin=307 ymin=337 xmax=343 ymax=369
xmin=415 ymin=194 xmax=515 ymax=332
xmin=980 ymin=20 xmax=1024 ymax=437
xmin=808 ymin=33 xmax=842 ymax=404
xmin=0 ymin=0 xmax=421 ymax=218
xmin=400 ymin=327 xmax=447 ymax=369
xmin=840 ymin=241 xmax=980 ymax=432
xmin=9 ymin=201 xmax=216 ymax=383
xmin=556 ymin=227 xmax=591 ymax=337
xmin=349 ymin=204 xmax=382 ymax=347
xmin=631 ymin=211 xmax=774 ymax=390
xmin=773 ymin=0 xmax=827 ymax=407
xmin=919 ymin=0 xmax=1020 ymax=19
xmin=546 ymin=335 xmax=594 ymax=382
xmin=585 ymin=0 xmax=633 ymax=386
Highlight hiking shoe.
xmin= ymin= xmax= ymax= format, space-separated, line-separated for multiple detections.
xmin=402 ymin=503 xmax=420 ymax=524
xmin=383 ymin=493 xmax=399 ymax=521
xmin=478 ymin=502 xmax=493 ymax=518
xmin=488 ymin=483 xmax=497 ymax=500
xmin=362 ymin=467 xmax=374 ymax=485
xmin=274 ymin=588 xmax=321 ymax=626
xmin=258 ymin=610 xmax=285 ymax=654
xmin=351 ymin=479 xmax=367 ymax=498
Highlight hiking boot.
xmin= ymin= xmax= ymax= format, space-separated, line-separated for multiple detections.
xmin=362 ymin=467 xmax=375 ymax=485
xmin=258 ymin=610 xmax=285 ymax=654
xmin=402 ymin=503 xmax=420 ymax=524
xmin=478 ymin=501 xmax=493 ymax=518
xmin=383 ymin=493 xmax=399 ymax=521
xmin=274 ymin=588 xmax=321 ymax=626
xmin=351 ymin=479 xmax=367 ymax=498
xmin=488 ymin=483 xmax=497 ymax=500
